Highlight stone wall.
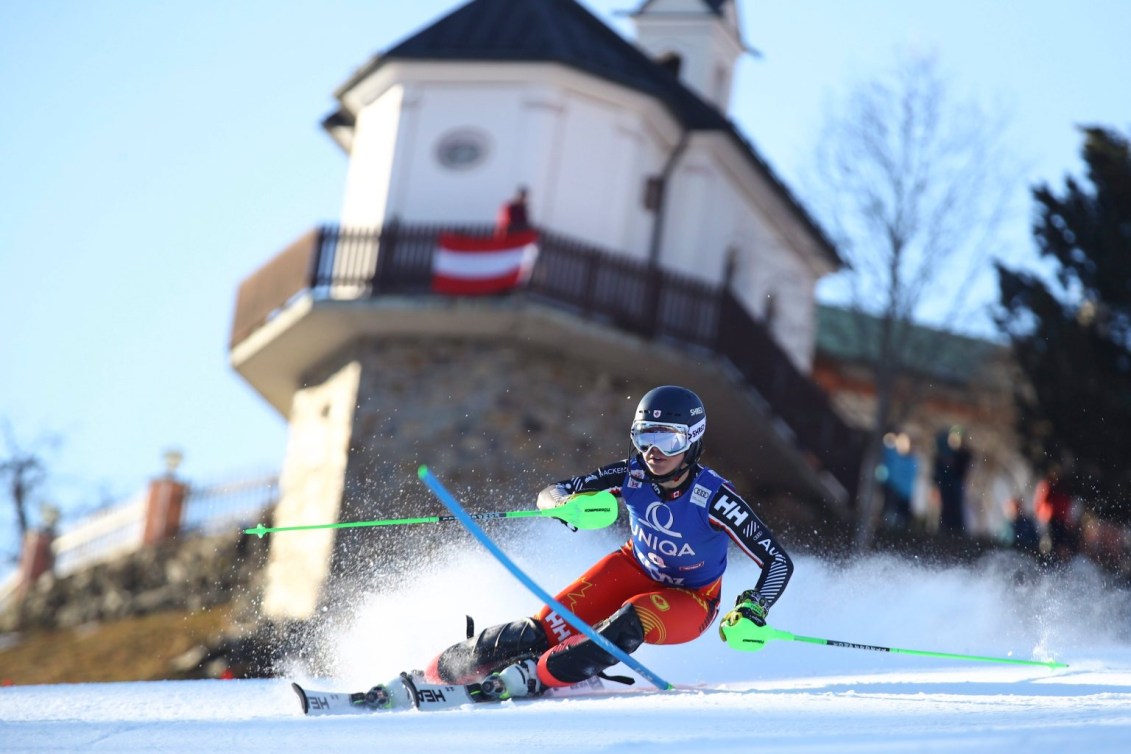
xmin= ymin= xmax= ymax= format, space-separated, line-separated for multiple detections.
xmin=324 ymin=336 xmax=652 ymax=598
xmin=344 ymin=336 xmax=640 ymax=516
xmin=287 ymin=335 xmax=831 ymax=608
xmin=1 ymin=531 xmax=269 ymax=634
xmin=258 ymin=330 xmax=847 ymax=619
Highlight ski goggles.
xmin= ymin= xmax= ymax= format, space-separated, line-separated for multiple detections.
xmin=630 ymin=420 xmax=704 ymax=456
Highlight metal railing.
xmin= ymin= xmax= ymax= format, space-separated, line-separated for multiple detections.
xmin=230 ymin=222 xmax=864 ymax=498
xmin=232 ymin=223 xmax=724 ymax=352
xmin=182 ymin=474 xmax=279 ymax=535
xmin=716 ymin=293 xmax=861 ymax=492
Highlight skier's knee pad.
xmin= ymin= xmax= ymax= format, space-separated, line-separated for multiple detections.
xmin=484 ymin=616 xmax=550 ymax=658
xmin=428 ymin=617 xmax=549 ymax=684
xmin=595 ymin=603 xmax=646 ymax=654
xmin=539 ymin=604 xmax=645 ymax=686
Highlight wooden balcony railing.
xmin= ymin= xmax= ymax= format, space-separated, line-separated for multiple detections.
xmin=230 ymin=223 xmax=863 ymax=499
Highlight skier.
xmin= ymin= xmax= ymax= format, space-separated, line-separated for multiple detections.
xmin=424 ymin=385 xmax=794 ymax=698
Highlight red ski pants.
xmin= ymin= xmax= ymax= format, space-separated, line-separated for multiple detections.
xmin=533 ymin=544 xmax=721 ymax=647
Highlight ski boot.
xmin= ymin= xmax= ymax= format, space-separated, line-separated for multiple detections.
xmin=479 ymin=658 xmax=544 ymax=700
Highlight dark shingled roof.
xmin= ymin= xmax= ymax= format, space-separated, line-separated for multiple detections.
xmin=330 ymin=0 xmax=838 ymax=265
xmin=340 ymin=0 xmax=726 ymax=130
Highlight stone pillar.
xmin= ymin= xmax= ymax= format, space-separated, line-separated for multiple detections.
xmin=17 ymin=528 xmax=55 ymax=599
xmin=262 ymin=360 xmax=360 ymax=620
xmin=142 ymin=473 xmax=188 ymax=545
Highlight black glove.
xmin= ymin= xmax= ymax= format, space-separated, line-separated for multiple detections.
xmin=723 ymin=589 xmax=768 ymax=627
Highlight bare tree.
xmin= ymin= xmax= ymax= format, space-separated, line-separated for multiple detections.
xmin=804 ymin=53 xmax=1017 ymax=550
xmin=0 ymin=423 xmax=54 ymax=559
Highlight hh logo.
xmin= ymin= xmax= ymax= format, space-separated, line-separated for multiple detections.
xmin=713 ymin=494 xmax=749 ymax=527
xmin=546 ymin=611 xmax=572 ymax=642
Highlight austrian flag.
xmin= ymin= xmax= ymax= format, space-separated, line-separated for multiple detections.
xmin=431 ymin=230 xmax=539 ymax=295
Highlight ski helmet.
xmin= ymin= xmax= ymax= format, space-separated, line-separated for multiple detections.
xmin=630 ymin=385 xmax=706 ymax=481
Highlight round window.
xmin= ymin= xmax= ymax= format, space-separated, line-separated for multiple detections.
xmin=435 ymin=129 xmax=490 ymax=170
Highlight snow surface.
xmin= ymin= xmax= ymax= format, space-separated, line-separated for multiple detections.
xmin=4 ymin=525 xmax=1131 ymax=753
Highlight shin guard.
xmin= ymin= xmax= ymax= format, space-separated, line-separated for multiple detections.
xmin=427 ymin=617 xmax=549 ymax=684
xmin=539 ymin=604 xmax=645 ymax=686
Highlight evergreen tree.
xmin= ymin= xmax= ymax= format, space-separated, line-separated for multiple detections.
xmin=997 ymin=127 xmax=1131 ymax=523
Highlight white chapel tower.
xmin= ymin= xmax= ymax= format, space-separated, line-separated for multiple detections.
xmin=630 ymin=0 xmax=748 ymax=112
xmin=230 ymin=0 xmax=861 ymax=621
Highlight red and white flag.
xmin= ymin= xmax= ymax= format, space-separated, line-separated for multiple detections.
xmin=431 ymin=230 xmax=539 ymax=295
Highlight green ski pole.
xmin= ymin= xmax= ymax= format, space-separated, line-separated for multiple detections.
xmin=719 ymin=613 xmax=1068 ymax=669
xmin=243 ymin=489 xmax=618 ymax=538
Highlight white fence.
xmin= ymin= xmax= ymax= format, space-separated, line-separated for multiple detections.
xmin=0 ymin=473 xmax=279 ymax=612
xmin=0 ymin=570 xmax=19 ymax=611
xmin=52 ymin=492 xmax=148 ymax=577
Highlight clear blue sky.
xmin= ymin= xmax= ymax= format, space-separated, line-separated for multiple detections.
xmin=1 ymin=0 xmax=1128 ymax=555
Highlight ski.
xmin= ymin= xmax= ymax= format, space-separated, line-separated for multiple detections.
xmin=293 ymin=673 xmax=605 ymax=716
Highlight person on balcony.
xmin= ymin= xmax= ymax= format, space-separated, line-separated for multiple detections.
xmin=423 ymin=385 xmax=794 ymax=699
xmin=496 ymin=185 xmax=531 ymax=236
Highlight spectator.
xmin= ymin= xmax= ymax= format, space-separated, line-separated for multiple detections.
xmin=879 ymin=431 xmax=917 ymax=528
xmin=1034 ymin=466 xmax=1076 ymax=563
xmin=1000 ymin=496 xmax=1041 ymax=556
xmin=496 ymin=185 xmax=531 ymax=235
xmin=932 ymin=425 xmax=971 ymax=535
